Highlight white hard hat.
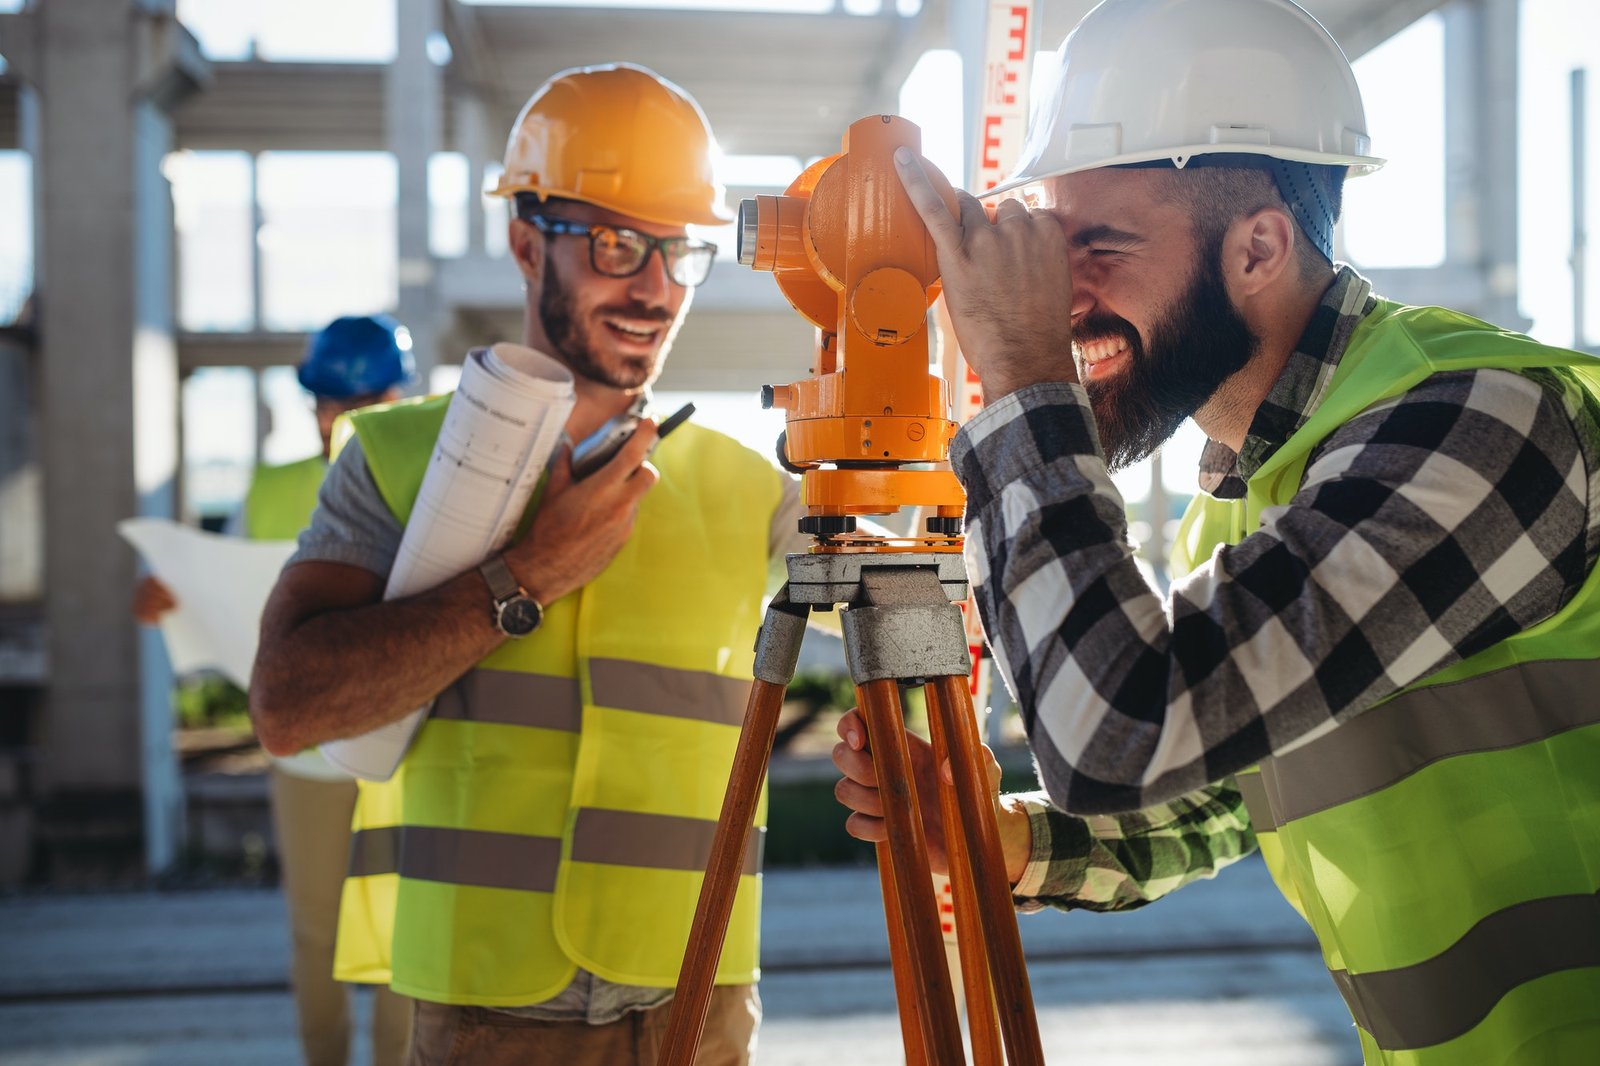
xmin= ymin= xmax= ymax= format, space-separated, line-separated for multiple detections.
xmin=986 ymin=0 xmax=1384 ymax=199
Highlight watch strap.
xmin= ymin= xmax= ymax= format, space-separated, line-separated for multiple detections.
xmin=478 ymin=554 xmax=523 ymax=602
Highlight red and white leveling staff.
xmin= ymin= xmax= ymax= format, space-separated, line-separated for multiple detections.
xmin=934 ymin=0 xmax=1036 ymax=945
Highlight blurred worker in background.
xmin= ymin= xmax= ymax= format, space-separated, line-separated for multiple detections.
xmin=251 ymin=63 xmax=810 ymax=1066
xmin=134 ymin=313 xmax=416 ymax=1066
xmin=835 ymin=0 xmax=1600 ymax=1061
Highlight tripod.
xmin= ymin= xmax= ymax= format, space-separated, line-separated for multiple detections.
xmin=658 ymin=550 xmax=1044 ymax=1065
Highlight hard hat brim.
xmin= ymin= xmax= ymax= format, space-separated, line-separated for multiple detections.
xmin=980 ymin=145 xmax=1385 ymax=200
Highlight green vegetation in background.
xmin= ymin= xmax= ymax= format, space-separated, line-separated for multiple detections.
xmin=174 ymin=675 xmax=251 ymax=732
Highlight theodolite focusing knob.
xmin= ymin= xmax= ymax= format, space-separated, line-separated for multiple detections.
xmin=799 ymin=515 xmax=858 ymax=537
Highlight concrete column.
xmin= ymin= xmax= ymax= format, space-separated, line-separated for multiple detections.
xmin=26 ymin=0 xmax=200 ymax=877
xmin=1443 ymin=0 xmax=1525 ymax=329
xmin=389 ymin=0 xmax=443 ymax=387
xmin=454 ymin=91 xmax=490 ymax=260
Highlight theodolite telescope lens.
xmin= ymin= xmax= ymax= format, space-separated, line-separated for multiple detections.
xmin=736 ymin=198 xmax=758 ymax=267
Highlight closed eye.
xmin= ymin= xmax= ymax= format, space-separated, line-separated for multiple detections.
xmin=1072 ymin=224 xmax=1143 ymax=255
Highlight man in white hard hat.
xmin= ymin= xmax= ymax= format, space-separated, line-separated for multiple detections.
xmin=252 ymin=64 xmax=808 ymax=1065
xmin=834 ymin=0 xmax=1600 ymax=1061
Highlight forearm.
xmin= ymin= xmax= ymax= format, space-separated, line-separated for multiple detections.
xmin=251 ymin=566 xmax=502 ymax=753
xmin=954 ymin=372 xmax=1590 ymax=814
xmin=1011 ymin=781 xmax=1256 ymax=914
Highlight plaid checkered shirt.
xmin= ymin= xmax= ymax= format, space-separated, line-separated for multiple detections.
xmin=965 ymin=267 xmax=1600 ymax=911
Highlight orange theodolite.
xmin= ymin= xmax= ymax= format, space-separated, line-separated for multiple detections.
xmin=740 ymin=113 xmax=967 ymax=546
xmin=659 ymin=116 xmax=1043 ymax=1066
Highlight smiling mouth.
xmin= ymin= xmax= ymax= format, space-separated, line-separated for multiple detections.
xmin=603 ymin=317 xmax=665 ymax=346
xmin=1074 ymin=335 xmax=1131 ymax=380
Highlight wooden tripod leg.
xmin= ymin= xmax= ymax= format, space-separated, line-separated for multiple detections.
xmin=929 ymin=676 xmax=1046 ymax=1066
xmin=656 ymin=678 xmax=787 ymax=1066
xmin=924 ymin=682 xmax=1003 ymax=1066
xmin=857 ymin=678 xmax=965 ymax=1064
xmin=877 ymin=840 xmax=930 ymax=1066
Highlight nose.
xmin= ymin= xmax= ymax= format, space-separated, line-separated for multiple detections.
xmin=627 ymin=246 xmax=676 ymax=308
xmin=1068 ymin=259 xmax=1096 ymax=323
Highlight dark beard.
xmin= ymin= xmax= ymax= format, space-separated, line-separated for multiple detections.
xmin=1081 ymin=249 xmax=1258 ymax=471
xmin=538 ymin=257 xmax=670 ymax=390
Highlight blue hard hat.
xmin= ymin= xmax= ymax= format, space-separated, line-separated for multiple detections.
xmin=297 ymin=314 xmax=416 ymax=398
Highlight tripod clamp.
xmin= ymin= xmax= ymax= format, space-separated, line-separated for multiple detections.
xmin=753 ymin=552 xmax=971 ymax=687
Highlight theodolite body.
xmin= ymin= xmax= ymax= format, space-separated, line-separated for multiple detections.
xmin=738 ymin=115 xmax=967 ymax=541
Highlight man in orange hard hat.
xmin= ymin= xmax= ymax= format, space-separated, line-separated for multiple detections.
xmin=252 ymin=64 xmax=807 ymax=1065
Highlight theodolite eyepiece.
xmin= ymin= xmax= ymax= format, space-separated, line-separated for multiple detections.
xmin=736 ymin=199 xmax=759 ymax=267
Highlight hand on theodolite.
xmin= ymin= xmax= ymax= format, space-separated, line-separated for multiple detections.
xmin=831 ymin=707 xmax=1033 ymax=886
xmin=893 ymin=147 xmax=1079 ymax=405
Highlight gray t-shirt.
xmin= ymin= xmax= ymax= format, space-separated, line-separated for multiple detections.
xmin=292 ymin=434 xmax=808 ymax=576
xmin=290 ymin=429 xmax=805 ymax=1022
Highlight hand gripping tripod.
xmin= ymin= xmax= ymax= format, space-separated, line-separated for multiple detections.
xmin=657 ymin=117 xmax=1044 ymax=1065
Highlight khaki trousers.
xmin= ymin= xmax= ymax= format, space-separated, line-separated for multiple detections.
xmin=408 ymin=985 xmax=760 ymax=1066
xmin=271 ymin=766 xmax=415 ymax=1066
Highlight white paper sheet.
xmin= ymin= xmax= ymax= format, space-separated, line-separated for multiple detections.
xmin=320 ymin=342 xmax=576 ymax=781
xmin=117 ymin=518 xmax=297 ymax=690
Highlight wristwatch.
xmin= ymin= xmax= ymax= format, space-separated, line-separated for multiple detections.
xmin=478 ymin=554 xmax=544 ymax=638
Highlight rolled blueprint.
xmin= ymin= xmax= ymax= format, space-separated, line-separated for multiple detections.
xmin=321 ymin=342 xmax=575 ymax=780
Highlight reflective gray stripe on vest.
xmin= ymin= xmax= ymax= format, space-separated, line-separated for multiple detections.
xmin=1256 ymin=658 xmax=1600 ymax=826
xmin=1233 ymin=770 xmax=1273 ymax=834
xmin=432 ymin=668 xmax=582 ymax=733
xmin=571 ymin=808 xmax=764 ymax=877
xmin=348 ymin=811 xmax=762 ymax=887
xmin=347 ymin=825 xmax=561 ymax=893
xmin=589 ymin=657 xmax=750 ymax=727
xmin=1331 ymin=888 xmax=1600 ymax=1050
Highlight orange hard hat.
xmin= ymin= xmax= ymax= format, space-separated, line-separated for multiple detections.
xmin=491 ymin=62 xmax=732 ymax=228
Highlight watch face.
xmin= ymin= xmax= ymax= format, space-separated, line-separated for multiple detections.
xmin=497 ymin=596 xmax=543 ymax=637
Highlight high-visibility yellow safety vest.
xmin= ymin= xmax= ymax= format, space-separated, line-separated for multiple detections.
xmin=333 ymin=394 xmax=782 ymax=1006
xmin=243 ymin=454 xmax=325 ymax=540
xmin=1170 ymin=300 xmax=1600 ymax=1064
xmin=243 ymin=453 xmax=343 ymax=778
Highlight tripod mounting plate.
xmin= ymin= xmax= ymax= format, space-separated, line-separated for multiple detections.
xmin=785 ymin=551 xmax=969 ymax=606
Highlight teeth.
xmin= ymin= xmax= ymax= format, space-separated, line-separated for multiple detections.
xmin=1076 ymin=337 xmax=1129 ymax=366
xmin=609 ymin=321 xmax=657 ymax=339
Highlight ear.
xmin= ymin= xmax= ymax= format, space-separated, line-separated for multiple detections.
xmin=508 ymin=218 xmax=545 ymax=287
xmin=1222 ymin=206 xmax=1296 ymax=299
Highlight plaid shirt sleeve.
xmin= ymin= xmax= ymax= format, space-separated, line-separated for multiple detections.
xmin=1010 ymin=781 xmax=1256 ymax=913
xmin=954 ymin=369 xmax=1596 ymax=817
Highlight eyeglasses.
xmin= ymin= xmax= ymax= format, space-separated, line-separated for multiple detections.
xmin=528 ymin=215 xmax=718 ymax=288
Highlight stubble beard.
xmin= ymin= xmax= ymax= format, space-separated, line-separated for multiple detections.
xmin=537 ymin=257 xmax=676 ymax=391
xmin=1081 ymin=245 xmax=1259 ymax=471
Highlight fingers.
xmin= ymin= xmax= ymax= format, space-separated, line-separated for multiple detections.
xmin=991 ymin=197 xmax=1032 ymax=223
xmin=834 ymin=772 xmax=885 ymax=819
xmin=836 ymin=708 xmax=867 ymax=751
xmin=831 ymin=738 xmax=878 ymax=788
xmin=132 ymin=576 xmax=177 ymax=625
xmin=843 ymin=811 xmax=889 ymax=845
xmin=547 ymin=444 xmax=575 ymax=491
xmin=593 ymin=419 xmax=659 ymax=487
xmin=892 ymin=147 xmax=962 ymax=252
